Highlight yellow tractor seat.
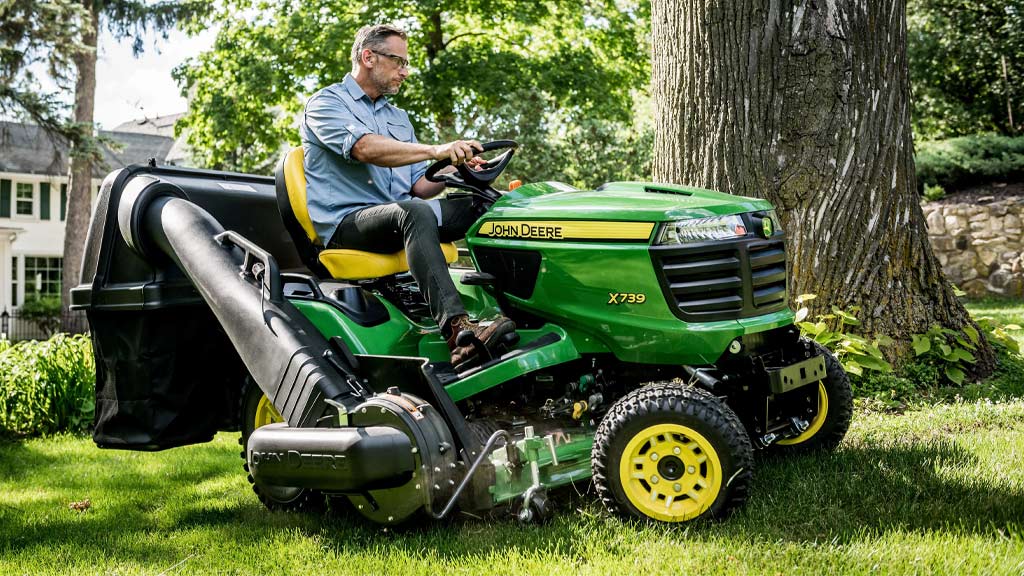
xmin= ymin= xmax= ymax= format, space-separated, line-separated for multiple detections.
xmin=275 ymin=146 xmax=458 ymax=280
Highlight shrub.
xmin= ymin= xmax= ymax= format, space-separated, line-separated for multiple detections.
xmin=794 ymin=294 xmax=892 ymax=376
xmin=922 ymin=183 xmax=946 ymax=202
xmin=915 ymin=134 xmax=1024 ymax=191
xmin=0 ymin=334 xmax=95 ymax=437
xmin=849 ymin=371 xmax=918 ymax=410
xmin=18 ymin=296 xmax=62 ymax=337
xmin=910 ymin=324 xmax=980 ymax=385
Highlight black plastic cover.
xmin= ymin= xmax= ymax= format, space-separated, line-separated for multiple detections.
xmin=473 ymin=247 xmax=542 ymax=299
xmin=73 ymin=163 xmax=310 ymax=449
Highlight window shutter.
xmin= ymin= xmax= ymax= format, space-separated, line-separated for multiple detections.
xmin=60 ymin=183 xmax=67 ymax=220
xmin=0 ymin=180 xmax=9 ymax=218
xmin=40 ymin=183 xmax=51 ymax=220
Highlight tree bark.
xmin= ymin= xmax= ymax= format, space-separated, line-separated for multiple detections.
xmin=650 ymin=0 xmax=994 ymax=373
xmin=62 ymin=0 xmax=97 ymax=327
xmin=424 ymin=10 xmax=455 ymax=138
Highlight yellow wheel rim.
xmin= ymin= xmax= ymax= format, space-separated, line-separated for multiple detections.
xmin=254 ymin=394 xmax=284 ymax=428
xmin=618 ymin=423 xmax=723 ymax=522
xmin=777 ymin=382 xmax=829 ymax=446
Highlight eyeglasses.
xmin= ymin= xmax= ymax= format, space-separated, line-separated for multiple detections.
xmin=370 ymin=50 xmax=410 ymax=70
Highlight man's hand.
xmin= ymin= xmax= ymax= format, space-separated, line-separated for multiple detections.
xmin=439 ymin=156 xmax=486 ymax=175
xmin=433 ymin=140 xmax=483 ymax=166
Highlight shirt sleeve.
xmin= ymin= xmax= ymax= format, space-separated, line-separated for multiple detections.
xmin=303 ymin=90 xmax=370 ymax=161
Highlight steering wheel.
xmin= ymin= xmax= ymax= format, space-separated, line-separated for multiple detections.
xmin=425 ymin=140 xmax=518 ymax=203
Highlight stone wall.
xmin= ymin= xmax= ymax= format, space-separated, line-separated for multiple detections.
xmin=923 ymin=196 xmax=1024 ymax=298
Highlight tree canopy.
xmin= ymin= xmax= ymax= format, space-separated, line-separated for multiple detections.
xmin=908 ymin=0 xmax=1024 ymax=139
xmin=0 ymin=0 xmax=88 ymax=140
xmin=174 ymin=0 xmax=651 ymax=187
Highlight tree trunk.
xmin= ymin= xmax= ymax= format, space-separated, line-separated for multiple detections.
xmin=425 ymin=10 xmax=455 ymax=138
xmin=650 ymin=0 xmax=994 ymax=374
xmin=62 ymin=0 xmax=97 ymax=328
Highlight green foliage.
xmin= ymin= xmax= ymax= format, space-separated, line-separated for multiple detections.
xmin=972 ymin=315 xmax=1022 ymax=353
xmin=18 ymin=296 xmax=62 ymax=337
xmin=0 ymin=334 xmax=95 ymax=437
xmin=907 ymin=0 xmax=1024 ymax=139
xmin=849 ymin=372 xmax=920 ymax=410
xmin=99 ymin=1 xmax=211 ymax=53
xmin=173 ymin=0 xmax=651 ymax=187
xmin=1 ymin=0 xmax=210 ymax=163
xmin=794 ymin=294 xmax=893 ymax=377
xmin=915 ymin=134 xmax=1024 ymax=190
xmin=910 ymin=324 xmax=980 ymax=385
xmin=0 ymin=0 xmax=87 ymax=137
xmin=848 ymin=298 xmax=1024 ymax=408
xmin=922 ymin=183 xmax=945 ymax=201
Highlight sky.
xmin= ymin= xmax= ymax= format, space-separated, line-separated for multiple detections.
xmin=93 ymin=26 xmax=218 ymax=130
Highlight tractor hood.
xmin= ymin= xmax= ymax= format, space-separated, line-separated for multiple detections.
xmin=488 ymin=181 xmax=773 ymax=222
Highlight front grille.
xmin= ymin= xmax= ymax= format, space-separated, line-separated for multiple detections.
xmin=651 ymin=232 xmax=788 ymax=322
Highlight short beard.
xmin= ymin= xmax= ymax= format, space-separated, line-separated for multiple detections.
xmin=371 ymin=67 xmax=399 ymax=96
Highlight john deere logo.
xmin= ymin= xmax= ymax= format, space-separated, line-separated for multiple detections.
xmin=761 ymin=217 xmax=774 ymax=238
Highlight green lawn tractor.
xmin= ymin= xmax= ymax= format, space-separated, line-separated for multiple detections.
xmin=72 ymin=141 xmax=851 ymax=525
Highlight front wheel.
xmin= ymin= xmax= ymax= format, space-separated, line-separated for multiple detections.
xmin=239 ymin=379 xmax=324 ymax=511
xmin=772 ymin=342 xmax=853 ymax=453
xmin=592 ymin=382 xmax=753 ymax=523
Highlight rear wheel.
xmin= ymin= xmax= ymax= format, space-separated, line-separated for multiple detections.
xmin=239 ymin=379 xmax=324 ymax=511
xmin=773 ymin=343 xmax=852 ymax=453
xmin=592 ymin=382 xmax=753 ymax=523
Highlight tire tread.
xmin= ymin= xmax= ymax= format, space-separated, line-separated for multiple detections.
xmin=591 ymin=382 xmax=754 ymax=522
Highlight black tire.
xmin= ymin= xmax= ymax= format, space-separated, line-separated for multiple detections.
xmin=770 ymin=342 xmax=853 ymax=454
xmin=592 ymin=382 xmax=754 ymax=523
xmin=239 ymin=379 xmax=324 ymax=512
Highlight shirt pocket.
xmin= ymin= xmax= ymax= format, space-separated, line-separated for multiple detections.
xmin=386 ymin=121 xmax=413 ymax=142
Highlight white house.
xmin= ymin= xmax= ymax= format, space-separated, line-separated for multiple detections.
xmin=0 ymin=118 xmax=182 ymax=312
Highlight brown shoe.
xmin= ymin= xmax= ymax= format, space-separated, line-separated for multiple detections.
xmin=447 ymin=315 xmax=517 ymax=367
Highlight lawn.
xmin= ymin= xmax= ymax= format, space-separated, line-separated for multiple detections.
xmin=1 ymin=406 xmax=1022 ymax=574
xmin=0 ymin=300 xmax=1022 ymax=575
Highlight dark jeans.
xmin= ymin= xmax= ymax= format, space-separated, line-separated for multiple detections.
xmin=328 ymin=197 xmax=478 ymax=332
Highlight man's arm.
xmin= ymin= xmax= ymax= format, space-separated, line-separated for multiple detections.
xmin=410 ymin=156 xmax=488 ymax=199
xmin=352 ymin=135 xmax=482 ymax=168
xmin=411 ymin=174 xmax=445 ymax=199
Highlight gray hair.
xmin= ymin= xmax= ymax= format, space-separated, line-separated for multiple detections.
xmin=351 ymin=24 xmax=408 ymax=69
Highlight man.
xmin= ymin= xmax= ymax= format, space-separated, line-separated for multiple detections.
xmin=299 ymin=24 xmax=514 ymax=367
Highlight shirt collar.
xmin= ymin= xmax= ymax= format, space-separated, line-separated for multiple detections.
xmin=342 ymin=73 xmax=388 ymax=108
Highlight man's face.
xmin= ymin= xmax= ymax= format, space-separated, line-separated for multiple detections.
xmin=367 ymin=36 xmax=409 ymax=96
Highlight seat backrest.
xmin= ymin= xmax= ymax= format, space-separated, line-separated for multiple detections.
xmin=275 ymin=147 xmax=325 ymax=272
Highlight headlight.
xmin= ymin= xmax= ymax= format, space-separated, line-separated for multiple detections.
xmin=656 ymin=215 xmax=748 ymax=244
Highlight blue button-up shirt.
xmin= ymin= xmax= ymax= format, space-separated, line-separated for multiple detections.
xmin=299 ymin=74 xmax=436 ymax=244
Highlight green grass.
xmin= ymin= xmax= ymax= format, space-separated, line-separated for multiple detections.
xmin=2 ymin=401 xmax=1023 ymax=575
xmin=965 ymin=297 xmax=1024 ymax=341
xmin=1 ymin=300 xmax=1021 ymax=574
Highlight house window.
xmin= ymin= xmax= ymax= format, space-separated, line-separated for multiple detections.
xmin=23 ymin=256 xmax=62 ymax=300
xmin=15 ymin=183 xmax=33 ymax=216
